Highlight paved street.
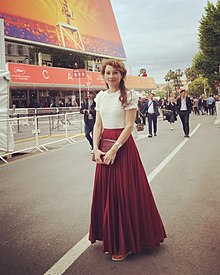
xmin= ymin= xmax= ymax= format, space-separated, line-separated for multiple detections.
xmin=0 ymin=115 xmax=220 ymax=275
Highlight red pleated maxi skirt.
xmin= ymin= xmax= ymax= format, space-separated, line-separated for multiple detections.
xmin=89 ymin=128 xmax=166 ymax=255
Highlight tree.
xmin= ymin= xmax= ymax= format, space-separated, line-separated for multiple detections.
xmin=188 ymin=77 xmax=212 ymax=96
xmin=198 ymin=0 xmax=220 ymax=82
xmin=164 ymin=69 xmax=183 ymax=90
xmin=185 ymin=67 xmax=199 ymax=82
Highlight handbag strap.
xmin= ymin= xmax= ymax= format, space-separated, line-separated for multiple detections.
xmin=148 ymin=101 xmax=153 ymax=108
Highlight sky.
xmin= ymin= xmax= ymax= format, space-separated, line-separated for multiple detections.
xmin=110 ymin=0 xmax=218 ymax=84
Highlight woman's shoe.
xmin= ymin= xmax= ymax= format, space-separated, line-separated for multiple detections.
xmin=111 ymin=252 xmax=131 ymax=261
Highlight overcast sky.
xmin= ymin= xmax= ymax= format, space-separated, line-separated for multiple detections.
xmin=110 ymin=0 xmax=217 ymax=84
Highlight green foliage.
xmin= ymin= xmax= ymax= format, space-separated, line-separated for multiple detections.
xmin=197 ymin=0 xmax=220 ymax=82
xmin=164 ymin=69 xmax=183 ymax=89
xmin=185 ymin=67 xmax=199 ymax=82
xmin=188 ymin=78 xmax=212 ymax=96
xmin=156 ymin=90 xmax=165 ymax=99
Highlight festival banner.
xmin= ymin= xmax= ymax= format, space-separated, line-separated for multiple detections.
xmin=8 ymin=63 xmax=156 ymax=90
xmin=0 ymin=0 xmax=125 ymax=58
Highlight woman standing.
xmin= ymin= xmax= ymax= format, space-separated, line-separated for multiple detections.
xmin=89 ymin=60 xmax=166 ymax=261
xmin=165 ymin=97 xmax=177 ymax=130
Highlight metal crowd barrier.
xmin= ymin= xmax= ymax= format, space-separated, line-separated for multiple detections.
xmin=0 ymin=110 xmax=83 ymax=164
xmin=214 ymin=101 xmax=220 ymax=127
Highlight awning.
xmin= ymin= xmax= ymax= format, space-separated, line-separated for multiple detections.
xmin=8 ymin=63 xmax=156 ymax=91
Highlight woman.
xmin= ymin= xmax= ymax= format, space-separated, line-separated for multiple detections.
xmin=89 ymin=60 xmax=166 ymax=261
xmin=165 ymin=97 xmax=177 ymax=130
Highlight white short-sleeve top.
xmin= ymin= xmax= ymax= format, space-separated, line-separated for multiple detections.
xmin=95 ymin=89 xmax=138 ymax=129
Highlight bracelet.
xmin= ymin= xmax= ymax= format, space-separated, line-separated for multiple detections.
xmin=114 ymin=141 xmax=122 ymax=150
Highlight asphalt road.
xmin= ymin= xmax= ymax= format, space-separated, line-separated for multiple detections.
xmin=0 ymin=114 xmax=219 ymax=275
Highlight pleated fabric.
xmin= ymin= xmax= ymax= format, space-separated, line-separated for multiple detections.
xmin=89 ymin=128 xmax=166 ymax=255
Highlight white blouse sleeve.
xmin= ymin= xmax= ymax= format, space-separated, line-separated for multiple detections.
xmin=124 ymin=90 xmax=139 ymax=110
xmin=94 ymin=90 xmax=104 ymax=111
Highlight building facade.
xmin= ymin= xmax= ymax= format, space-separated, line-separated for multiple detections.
xmin=0 ymin=0 xmax=156 ymax=108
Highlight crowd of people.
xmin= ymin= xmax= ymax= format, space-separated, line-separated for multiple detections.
xmin=49 ymin=98 xmax=78 ymax=108
xmin=134 ymin=92 xmax=219 ymax=136
xmin=81 ymin=89 xmax=219 ymax=150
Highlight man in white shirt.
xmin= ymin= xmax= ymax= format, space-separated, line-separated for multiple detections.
xmin=143 ymin=92 xmax=160 ymax=138
xmin=176 ymin=90 xmax=192 ymax=138
xmin=80 ymin=91 xmax=96 ymax=152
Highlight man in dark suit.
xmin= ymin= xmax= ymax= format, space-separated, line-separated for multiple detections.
xmin=176 ymin=89 xmax=192 ymax=138
xmin=143 ymin=92 xmax=160 ymax=138
xmin=80 ymin=91 xmax=96 ymax=151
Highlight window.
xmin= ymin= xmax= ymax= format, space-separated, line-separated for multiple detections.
xmin=7 ymin=44 xmax=12 ymax=55
xmin=18 ymin=45 xmax=24 ymax=55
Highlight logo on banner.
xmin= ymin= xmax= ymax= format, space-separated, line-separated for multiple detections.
xmin=68 ymin=69 xmax=87 ymax=81
xmin=14 ymin=67 xmax=25 ymax=75
xmin=42 ymin=69 xmax=49 ymax=79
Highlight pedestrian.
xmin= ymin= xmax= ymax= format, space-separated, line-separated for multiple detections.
xmin=58 ymin=99 xmax=64 ymax=107
xmin=193 ymin=97 xmax=200 ymax=115
xmin=80 ymin=91 xmax=96 ymax=152
xmin=50 ymin=99 xmax=56 ymax=107
xmin=165 ymin=96 xmax=177 ymax=130
xmin=207 ymin=94 xmax=215 ymax=116
xmin=198 ymin=96 xmax=204 ymax=115
xmin=203 ymin=96 xmax=208 ymax=114
xmin=138 ymin=97 xmax=146 ymax=125
xmin=143 ymin=92 xmax=160 ymax=138
xmin=65 ymin=98 xmax=72 ymax=107
xmin=176 ymin=89 xmax=192 ymax=138
xmin=90 ymin=60 xmax=166 ymax=261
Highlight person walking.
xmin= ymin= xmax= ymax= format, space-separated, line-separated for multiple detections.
xmin=90 ymin=60 xmax=166 ymax=261
xmin=207 ymin=94 xmax=215 ymax=116
xmin=143 ymin=92 xmax=160 ymax=138
xmin=165 ymin=96 xmax=177 ymax=130
xmin=198 ymin=96 xmax=204 ymax=115
xmin=193 ymin=97 xmax=200 ymax=115
xmin=80 ymin=91 xmax=96 ymax=152
xmin=176 ymin=89 xmax=192 ymax=138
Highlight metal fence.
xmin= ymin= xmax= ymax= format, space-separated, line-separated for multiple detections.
xmin=214 ymin=101 xmax=220 ymax=127
xmin=0 ymin=108 xmax=84 ymax=163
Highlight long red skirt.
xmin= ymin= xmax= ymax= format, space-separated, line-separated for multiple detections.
xmin=89 ymin=128 xmax=166 ymax=255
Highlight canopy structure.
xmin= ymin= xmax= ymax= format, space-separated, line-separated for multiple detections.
xmin=0 ymin=19 xmax=14 ymax=153
xmin=8 ymin=63 xmax=157 ymax=91
xmin=0 ymin=70 xmax=15 ymax=153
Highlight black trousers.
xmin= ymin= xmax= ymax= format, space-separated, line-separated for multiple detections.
xmin=147 ymin=113 xmax=157 ymax=135
xmin=179 ymin=111 xmax=190 ymax=136
xmin=84 ymin=119 xmax=94 ymax=148
xmin=208 ymin=104 xmax=214 ymax=115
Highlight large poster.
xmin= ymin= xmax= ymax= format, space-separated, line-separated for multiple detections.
xmin=0 ymin=0 xmax=125 ymax=58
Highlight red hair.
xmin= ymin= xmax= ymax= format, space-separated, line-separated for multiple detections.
xmin=101 ymin=60 xmax=128 ymax=106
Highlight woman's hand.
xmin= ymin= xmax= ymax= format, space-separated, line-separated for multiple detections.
xmin=93 ymin=149 xmax=105 ymax=164
xmin=102 ymin=147 xmax=117 ymax=165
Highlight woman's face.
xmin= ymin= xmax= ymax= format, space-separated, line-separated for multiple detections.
xmin=104 ymin=65 xmax=122 ymax=89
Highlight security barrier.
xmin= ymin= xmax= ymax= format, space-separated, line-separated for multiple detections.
xmin=0 ymin=110 xmax=83 ymax=164
xmin=214 ymin=101 xmax=220 ymax=127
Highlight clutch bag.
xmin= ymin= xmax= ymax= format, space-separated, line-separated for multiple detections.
xmin=136 ymin=123 xmax=144 ymax=132
xmin=92 ymin=138 xmax=116 ymax=161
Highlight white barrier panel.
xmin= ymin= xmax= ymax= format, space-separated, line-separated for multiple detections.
xmin=214 ymin=101 xmax=220 ymax=126
xmin=0 ymin=112 xmax=84 ymax=163
xmin=0 ymin=70 xmax=15 ymax=153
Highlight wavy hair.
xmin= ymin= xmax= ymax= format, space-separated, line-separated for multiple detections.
xmin=101 ymin=60 xmax=128 ymax=106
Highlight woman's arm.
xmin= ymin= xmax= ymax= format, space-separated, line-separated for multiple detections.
xmin=93 ymin=111 xmax=104 ymax=164
xmin=103 ymin=108 xmax=136 ymax=165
